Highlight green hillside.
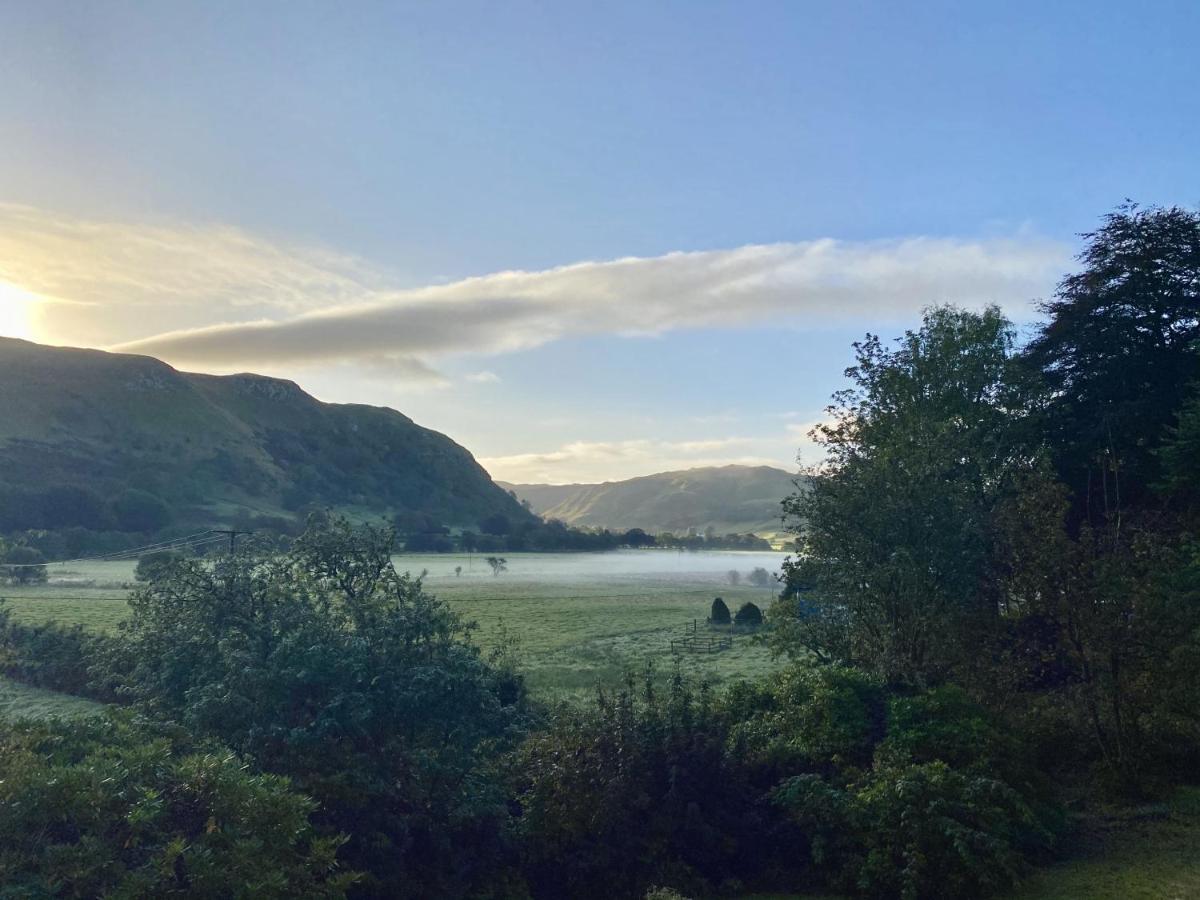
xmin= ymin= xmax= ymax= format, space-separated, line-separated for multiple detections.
xmin=0 ymin=338 xmax=530 ymax=536
xmin=500 ymin=464 xmax=802 ymax=535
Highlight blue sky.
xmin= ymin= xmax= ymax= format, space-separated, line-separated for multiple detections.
xmin=0 ymin=1 xmax=1196 ymax=481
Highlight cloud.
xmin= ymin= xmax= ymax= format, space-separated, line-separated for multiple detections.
xmin=2 ymin=203 xmax=1069 ymax=380
xmin=479 ymin=436 xmax=802 ymax=484
xmin=465 ymin=370 xmax=501 ymax=383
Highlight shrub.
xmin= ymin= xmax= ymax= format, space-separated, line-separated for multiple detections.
xmin=134 ymin=548 xmax=186 ymax=582
xmin=101 ymin=517 xmax=528 ymax=898
xmin=734 ymin=601 xmax=763 ymax=627
xmin=710 ymin=597 xmax=731 ymax=625
xmin=2 ymin=544 xmax=47 ymax=585
xmin=0 ymin=713 xmax=356 ymax=898
xmin=112 ymin=488 xmax=173 ymax=532
xmin=515 ymin=669 xmax=764 ymax=900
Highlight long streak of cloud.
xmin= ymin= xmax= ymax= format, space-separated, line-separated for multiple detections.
xmin=0 ymin=204 xmax=1069 ymax=379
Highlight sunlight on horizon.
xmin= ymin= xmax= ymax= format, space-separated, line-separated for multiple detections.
xmin=0 ymin=281 xmax=39 ymax=340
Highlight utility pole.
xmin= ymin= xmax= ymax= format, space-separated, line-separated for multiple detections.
xmin=212 ymin=529 xmax=254 ymax=554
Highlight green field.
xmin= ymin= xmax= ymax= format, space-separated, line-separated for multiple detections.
xmin=1 ymin=550 xmax=788 ymax=702
xmin=0 ymin=676 xmax=104 ymax=720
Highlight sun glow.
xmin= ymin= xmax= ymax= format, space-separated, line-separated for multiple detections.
xmin=0 ymin=282 xmax=39 ymax=340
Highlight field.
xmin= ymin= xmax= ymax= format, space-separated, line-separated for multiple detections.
xmin=0 ymin=676 xmax=104 ymax=720
xmin=1 ymin=549 xmax=790 ymax=702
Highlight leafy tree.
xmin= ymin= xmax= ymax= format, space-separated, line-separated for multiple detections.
xmin=487 ymin=555 xmax=508 ymax=576
xmin=726 ymin=569 xmax=741 ymax=586
xmin=101 ymin=517 xmax=528 ymax=897
xmin=747 ymin=567 xmax=772 ymax=588
xmin=1025 ymin=203 xmax=1200 ymax=519
xmin=709 ymin=597 xmax=731 ymax=625
xmin=112 ymin=487 xmax=174 ymax=532
xmin=2 ymin=544 xmax=47 ymax=585
xmin=479 ymin=513 xmax=511 ymax=536
xmin=0 ymin=714 xmax=355 ymax=899
xmin=777 ymin=306 xmax=1040 ymax=685
xmin=135 ymin=549 xmax=186 ymax=582
xmin=733 ymin=602 xmax=763 ymax=627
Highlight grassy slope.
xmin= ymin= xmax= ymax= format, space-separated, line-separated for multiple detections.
xmin=502 ymin=465 xmax=801 ymax=536
xmin=0 ymin=336 xmax=529 ymax=529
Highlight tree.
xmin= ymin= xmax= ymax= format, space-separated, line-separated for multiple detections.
xmin=102 ymin=517 xmax=528 ymax=896
xmin=734 ymin=602 xmax=763 ymax=627
xmin=726 ymin=569 xmax=741 ymax=586
xmin=1025 ymin=204 xmax=1200 ymax=519
xmin=709 ymin=597 xmax=731 ymax=625
xmin=622 ymin=528 xmax=655 ymax=548
xmin=3 ymin=544 xmax=47 ymax=585
xmin=777 ymin=306 xmax=1041 ymax=685
xmin=455 ymin=565 xmax=463 ymax=577
xmin=112 ymin=488 xmax=173 ymax=532
xmin=747 ymin=567 xmax=772 ymax=588
xmin=134 ymin=549 xmax=185 ymax=582
xmin=487 ymin=556 xmax=508 ymax=576
xmin=479 ymin=513 xmax=511 ymax=536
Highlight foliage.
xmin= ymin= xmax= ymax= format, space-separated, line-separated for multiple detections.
xmin=778 ymin=305 xmax=1040 ymax=684
xmin=513 ymin=668 xmax=765 ymax=900
xmin=710 ymin=596 xmax=731 ymax=625
xmin=2 ymin=543 xmax=47 ymax=584
xmin=134 ymin=548 xmax=186 ymax=582
xmin=1024 ymin=203 xmax=1200 ymax=517
xmin=734 ymin=601 xmax=763 ymax=627
xmin=112 ymin=488 xmax=174 ymax=533
xmin=100 ymin=517 xmax=530 ymax=898
xmin=0 ymin=713 xmax=355 ymax=899
xmin=487 ymin=555 xmax=508 ymax=575
xmin=0 ymin=602 xmax=115 ymax=700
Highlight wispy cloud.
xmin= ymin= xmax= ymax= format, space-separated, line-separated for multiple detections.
xmin=0 ymin=204 xmax=1069 ymax=381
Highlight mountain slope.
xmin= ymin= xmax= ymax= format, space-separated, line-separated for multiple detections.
xmin=0 ymin=337 xmax=529 ymax=530
xmin=500 ymin=465 xmax=800 ymax=535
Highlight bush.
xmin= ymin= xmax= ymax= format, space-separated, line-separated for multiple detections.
xmin=515 ymin=669 xmax=764 ymax=900
xmin=734 ymin=601 xmax=763 ymax=627
xmin=134 ymin=548 xmax=186 ymax=582
xmin=101 ymin=517 xmax=529 ymax=898
xmin=112 ymin=488 xmax=173 ymax=532
xmin=0 ymin=607 xmax=108 ymax=700
xmin=710 ymin=597 xmax=731 ymax=625
xmin=0 ymin=714 xmax=356 ymax=898
xmin=2 ymin=544 xmax=47 ymax=585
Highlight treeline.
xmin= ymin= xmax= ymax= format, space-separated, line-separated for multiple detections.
xmin=774 ymin=203 xmax=1200 ymax=795
xmin=399 ymin=510 xmax=771 ymax=553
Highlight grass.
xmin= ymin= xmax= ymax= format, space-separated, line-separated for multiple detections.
xmin=1009 ymin=787 xmax=1200 ymax=900
xmin=3 ymin=551 xmax=789 ymax=702
xmin=0 ymin=676 xmax=104 ymax=720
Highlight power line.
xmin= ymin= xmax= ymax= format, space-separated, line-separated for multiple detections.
xmin=1 ymin=531 xmax=226 ymax=567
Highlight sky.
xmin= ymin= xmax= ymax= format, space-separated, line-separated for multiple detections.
xmin=0 ymin=1 xmax=1196 ymax=483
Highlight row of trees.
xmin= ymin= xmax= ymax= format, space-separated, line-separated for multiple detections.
xmin=775 ymin=203 xmax=1200 ymax=793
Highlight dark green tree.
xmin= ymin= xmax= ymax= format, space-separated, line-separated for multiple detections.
xmin=1025 ymin=203 xmax=1200 ymax=519
xmin=709 ymin=597 xmax=731 ymax=625
xmin=734 ymin=601 xmax=763 ymax=627
xmin=777 ymin=306 xmax=1041 ymax=684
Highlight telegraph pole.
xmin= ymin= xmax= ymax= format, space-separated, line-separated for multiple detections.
xmin=212 ymin=529 xmax=254 ymax=554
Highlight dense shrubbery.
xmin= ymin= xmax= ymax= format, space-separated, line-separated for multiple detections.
xmin=0 ymin=714 xmax=356 ymax=898
xmin=96 ymin=517 xmax=530 ymax=898
xmin=0 ymin=603 xmax=114 ymax=701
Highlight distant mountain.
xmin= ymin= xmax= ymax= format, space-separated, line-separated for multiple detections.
xmin=0 ymin=337 xmax=530 ymax=533
xmin=500 ymin=465 xmax=801 ymax=536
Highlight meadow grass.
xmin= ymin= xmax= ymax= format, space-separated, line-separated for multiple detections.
xmin=0 ymin=676 xmax=104 ymax=720
xmin=3 ymin=551 xmax=789 ymax=702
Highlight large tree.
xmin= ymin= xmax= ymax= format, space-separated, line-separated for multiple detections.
xmin=777 ymin=306 xmax=1041 ymax=685
xmin=1025 ymin=203 xmax=1200 ymax=520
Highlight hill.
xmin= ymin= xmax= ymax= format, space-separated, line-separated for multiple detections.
xmin=499 ymin=464 xmax=800 ymax=536
xmin=0 ymin=337 xmax=530 ymax=536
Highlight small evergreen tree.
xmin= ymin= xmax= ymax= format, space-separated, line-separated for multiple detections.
xmin=734 ymin=602 xmax=763 ymax=627
xmin=710 ymin=597 xmax=731 ymax=625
